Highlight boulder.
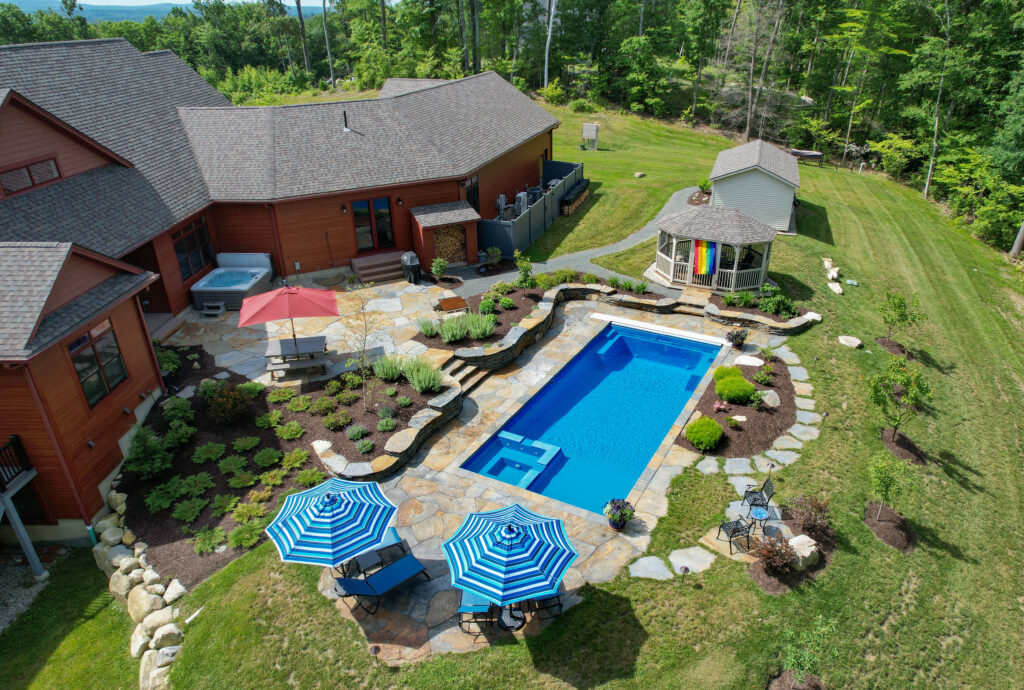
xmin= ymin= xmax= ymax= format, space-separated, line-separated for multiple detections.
xmin=128 ymin=568 xmax=145 ymax=586
xmin=100 ymin=527 xmax=124 ymax=546
xmin=134 ymin=542 xmax=148 ymax=557
xmin=827 ymin=281 xmax=844 ymax=295
xmin=94 ymin=513 xmax=120 ymax=534
xmin=155 ymin=645 xmax=181 ymax=668
xmin=149 ymin=622 xmax=184 ymax=649
xmin=822 ymin=257 xmax=834 ymax=269
xmin=91 ymin=542 xmax=114 ymax=575
xmin=130 ymin=624 xmax=151 ymax=658
xmin=121 ymin=529 xmax=137 ymax=546
xmin=139 ymin=650 xmax=158 ymax=690
xmin=104 ymin=544 xmax=133 ymax=575
xmin=117 ymin=556 xmax=139 ymax=574
xmin=838 ymin=335 xmax=862 ymax=348
xmin=127 ymin=585 xmax=165 ymax=623
xmin=761 ymin=389 xmax=781 ymax=408
xmin=827 ymin=267 xmax=840 ymax=281
xmin=734 ymin=355 xmax=764 ymax=367
xmin=163 ymin=579 xmax=186 ymax=605
xmin=108 ymin=571 xmax=133 ymax=602
xmin=788 ymin=534 xmax=820 ymax=571
xmin=634 ymin=171 xmax=645 ymax=178
xmin=139 ymin=554 xmax=150 ymax=569
xmin=148 ymin=666 xmax=171 ymax=690
xmin=142 ymin=606 xmax=179 ymax=635
xmin=107 ymin=490 xmax=127 ymax=511
xmin=143 ymin=568 xmax=161 ymax=585
xmin=146 ymin=584 xmax=166 ymax=596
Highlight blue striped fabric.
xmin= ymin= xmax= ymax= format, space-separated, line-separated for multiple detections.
xmin=442 ymin=504 xmax=578 ymax=606
xmin=264 ymin=478 xmax=397 ymax=567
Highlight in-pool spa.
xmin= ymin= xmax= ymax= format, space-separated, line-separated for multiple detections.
xmin=461 ymin=322 xmax=722 ymax=513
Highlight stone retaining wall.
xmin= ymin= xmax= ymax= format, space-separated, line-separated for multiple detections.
xmin=702 ymin=302 xmax=821 ymax=336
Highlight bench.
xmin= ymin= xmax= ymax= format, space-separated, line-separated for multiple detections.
xmin=560 ymin=178 xmax=591 ymax=216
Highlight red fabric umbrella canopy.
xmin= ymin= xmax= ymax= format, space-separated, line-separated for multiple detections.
xmin=238 ymin=286 xmax=339 ymax=344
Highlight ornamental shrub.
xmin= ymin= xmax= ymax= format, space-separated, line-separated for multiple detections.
xmin=211 ymin=494 xmax=240 ymax=517
xmin=323 ymin=411 xmax=352 ymax=431
xmin=385 ymin=387 xmax=397 ymax=397
xmin=440 ymin=316 xmax=468 ymax=343
xmin=346 ymin=424 xmax=368 ymax=441
xmin=485 ymin=246 xmax=502 ymax=265
xmin=181 ymin=472 xmax=214 ymax=498
xmin=227 ymin=522 xmax=262 ymax=549
xmin=154 ymin=345 xmax=181 ymax=375
xmin=759 ymin=286 xmax=798 ymax=319
xmin=396 ymin=396 xmax=412 ymax=408
xmin=713 ymin=366 xmax=743 ymax=381
xmin=145 ymin=477 xmax=186 ymax=513
xmin=569 ymin=98 xmax=597 ymax=113
xmin=635 ymin=281 xmax=649 ymax=294
xmin=754 ymin=364 xmax=774 ymax=385
xmin=581 ymin=273 xmax=600 ymax=284
xmin=402 ymin=357 xmax=444 ymax=393
xmin=373 ymin=355 xmax=404 ymax=381
xmin=751 ymin=535 xmax=795 ymax=575
xmin=355 ymin=439 xmax=375 ymax=454
xmin=281 ymin=449 xmax=309 ymax=470
xmin=163 ymin=420 xmax=195 ymax=450
xmin=255 ymin=410 xmax=283 ymax=429
xmin=217 ymin=454 xmax=247 ymax=474
xmin=233 ymin=436 xmax=260 ymax=452
xmin=172 ymin=498 xmax=208 ymax=523
xmin=236 ymin=382 xmax=266 ymax=399
xmin=228 ymin=470 xmax=258 ymax=489
xmin=296 ymin=469 xmax=326 ymax=487
xmin=252 ymin=448 xmax=282 ymax=468
xmin=267 ymin=387 xmax=297 ymax=404
xmin=465 ymin=312 xmax=497 ymax=339
xmin=378 ymin=405 xmax=396 ymax=419
xmin=232 ymin=501 xmax=267 ymax=524
xmin=325 ymin=379 xmax=344 ymax=396
xmin=191 ymin=526 xmax=226 ymax=555
xmin=479 ymin=298 xmax=496 ymax=314
xmin=162 ymin=397 xmax=194 ymax=425
xmin=260 ymin=468 xmax=287 ymax=487
xmin=498 ymin=296 xmax=515 ymax=310
xmin=431 ymin=257 xmax=449 ymax=279
xmin=286 ymin=395 xmax=311 ymax=413
xmin=697 ymin=176 xmax=711 ymax=193
xmin=191 ymin=442 xmax=226 ymax=464
xmin=198 ymin=378 xmax=224 ymax=400
xmin=336 ymin=390 xmax=360 ymax=405
xmin=553 ymin=268 xmax=580 ymax=284
xmin=685 ymin=417 xmax=724 ymax=452
xmin=534 ymin=273 xmax=560 ymax=290
xmin=786 ymin=495 xmax=833 ymax=542
xmin=310 ymin=396 xmax=338 ymax=416
xmin=377 ymin=418 xmax=396 ymax=432
xmin=342 ymin=372 xmax=363 ymax=390
xmin=275 ymin=421 xmax=305 ymax=440
xmin=716 ymin=376 xmax=756 ymax=404
xmin=490 ymin=281 xmax=515 ymax=295
xmin=417 ymin=318 xmax=439 ymax=337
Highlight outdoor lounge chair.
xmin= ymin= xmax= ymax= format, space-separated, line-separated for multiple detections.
xmin=741 ymin=477 xmax=775 ymax=509
xmin=333 ymin=553 xmax=430 ymax=614
xmin=530 ymin=583 xmax=566 ymax=620
xmin=717 ymin=518 xmax=753 ymax=555
xmin=458 ymin=590 xmax=496 ymax=636
xmin=336 ymin=528 xmax=409 ymax=577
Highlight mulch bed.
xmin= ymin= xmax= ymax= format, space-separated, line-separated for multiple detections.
xmin=748 ymin=513 xmax=836 ymax=596
xmin=709 ymin=294 xmax=810 ymax=322
xmin=678 ymin=362 xmax=797 ymax=457
xmin=864 ymin=502 xmax=917 ymax=553
xmin=875 ymin=336 xmax=909 ymax=357
xmin=687 ymin=190 xmax=711 ymax=206
xmin=120 ymin=346 xmax=437 ymax=588
xmin=880 ymin=429 xmax=928 ymax=465
xmin=768 ymin=671 xmax=826 ymax=690
xmin=420 ymin=273 xmax=464 ymax=288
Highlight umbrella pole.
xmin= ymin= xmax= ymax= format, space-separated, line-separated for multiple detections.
xmin=290 ymin=317 xmax=298 ymax=349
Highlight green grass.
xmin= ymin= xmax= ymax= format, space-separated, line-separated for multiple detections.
xmin=592 ymin=236 xmax=658 ymax=279
xmin=0 ymin=549 xmax=136 ymax=689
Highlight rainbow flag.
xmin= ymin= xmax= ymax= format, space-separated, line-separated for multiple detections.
xmin=693 ymin=240 xmax=716 ymax=275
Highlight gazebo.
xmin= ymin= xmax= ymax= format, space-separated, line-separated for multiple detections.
xmin=653 ymin=206 xmax=777 ymax=292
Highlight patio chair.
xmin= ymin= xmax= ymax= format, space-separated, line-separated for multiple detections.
xmin=333 ymin=553 xmax=430 ymax=614
xmin=530 ymin=583 xmax=566 ymax=621
xmin=716 ymin=518 xmax=753 ymax=555
xmin=336 ymin=528 xmax=409 ymax=577
xmin=741 ymin=477 xmax=775 ymax=509
xmin=458 ymin=590 xmax=496 ymax=636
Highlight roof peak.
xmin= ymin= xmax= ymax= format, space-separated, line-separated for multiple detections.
xmin=0 ymin=38 xmax=130 ymax=52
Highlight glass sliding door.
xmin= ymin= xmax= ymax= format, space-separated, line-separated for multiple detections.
xmin=352 ymin=200 xmax=375 ymax=252
xmin=352 ymin=197 xmax=395 ymax=252
xmin=372 ymin=198 xmax=394 ymax=249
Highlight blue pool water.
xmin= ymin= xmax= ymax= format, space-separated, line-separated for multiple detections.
xmin=461 ymin=323 xmax=720 ymax=513
xmin=203 ymin=270 xmax=260 ymax=288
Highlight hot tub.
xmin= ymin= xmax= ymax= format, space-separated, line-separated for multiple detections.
xmin=190 ymin=253 xmax=273 ymax=310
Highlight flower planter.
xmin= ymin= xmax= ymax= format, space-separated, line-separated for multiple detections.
xmin=607 ymin=519 xmax=627 ymax=532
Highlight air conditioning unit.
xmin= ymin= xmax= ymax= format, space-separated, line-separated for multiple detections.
xmin=496 ymin=194 xmax=506 ymax=214
xmin=515 ymin=191 xmax=529 ymax=217
xmin=527 ymin=186 xmax=543 ymax=204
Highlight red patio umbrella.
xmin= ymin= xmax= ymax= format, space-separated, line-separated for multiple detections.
xmin=238 ymin=286 xmax=339 ymax=347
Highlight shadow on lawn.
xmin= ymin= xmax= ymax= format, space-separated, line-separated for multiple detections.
xmin=909 ymin=347 xmax=957 ymax=375
xmin=903 ymin=519 xmax=979 ymax=564
xmin=795 ymin=199 xmax=834 ymax=246
xmin=525 ymin=586 xmax=647 ymax=689
xmin=934 ymin=450 xmax=988 ymax=495
xmin=769 ymin=271 xmax=815 ymax=302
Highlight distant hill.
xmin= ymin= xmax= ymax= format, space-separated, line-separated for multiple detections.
xmin=10 ymin=0 xmax=320 ymax=23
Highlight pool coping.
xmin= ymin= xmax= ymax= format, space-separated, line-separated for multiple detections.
xmin=442 ymin=315 xmax=730 ymax=522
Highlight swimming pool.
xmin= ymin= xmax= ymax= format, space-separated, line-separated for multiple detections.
xmin=461 ymin=322 xmax=722 ymax=513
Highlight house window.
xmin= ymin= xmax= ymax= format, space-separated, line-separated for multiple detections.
xmin=465 ymin=176 xmax=480 ymax=212
xmin=68 ymin=319 xmax=127 ymax=406
xmin=351 ymin=198 xmax=395 ymax=253
xmin=0 ymin=158 xmax=60 ymax=195
xmin=172 ymin=217 xmax=214 ymax=281
xmin=737 ymin=243 xmax=766 ymax=270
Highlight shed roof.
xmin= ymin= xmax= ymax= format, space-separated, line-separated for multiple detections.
xmin=657 ymin=206 xmax=778 ymax=244
xmin=410 ymin=201 xmax=481 ymax=228
xmin=710 ymin=139 xmax=800 ymax=188
xmin=378 ymin=78 xmax=453 ymax=98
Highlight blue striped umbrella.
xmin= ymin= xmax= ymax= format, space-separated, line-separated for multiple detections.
xmin=264 ymin=478 xmax=397 ymax=567
xmin=442 ymin=504 xmax=578 ymax=606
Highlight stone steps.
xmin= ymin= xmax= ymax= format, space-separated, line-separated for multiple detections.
xmin=351 ymin=251 xmax=405 ymax=283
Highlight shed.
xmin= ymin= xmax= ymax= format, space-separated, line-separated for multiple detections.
xmin=653 ymin=206 xmax=777 ymax=292
xmin=710 ymin=139 xmax=800 ymax=233
xmin=409 ymin=201 xmax=481 ymax=266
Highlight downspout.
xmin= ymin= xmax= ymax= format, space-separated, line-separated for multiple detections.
xmin=22 ymin=367 xmax=96 ymax=544
xmin=267 ymin=203 xmax=287 ymax=278
xmin=135 ymin=295 xmax=167 ymax=395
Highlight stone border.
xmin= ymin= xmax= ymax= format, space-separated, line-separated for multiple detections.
xmin=703 ymin=301 xmax=822 ymax=336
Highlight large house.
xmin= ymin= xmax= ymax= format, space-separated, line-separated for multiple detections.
xmin=709 ymin=139 xmax=800 ymax=234
xmin=0 ymin=38 xmax=561 ymax=555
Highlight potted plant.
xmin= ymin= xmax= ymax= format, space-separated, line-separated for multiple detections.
xmin=603 ymin=499 xmax=635 ymax=531
xmin=726 ymin=328 xmax=749 ymax=349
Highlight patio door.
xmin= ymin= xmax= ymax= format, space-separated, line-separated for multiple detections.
xmin=352 ymin=197 xmax=395 ymax=253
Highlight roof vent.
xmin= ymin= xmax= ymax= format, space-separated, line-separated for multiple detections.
xmin=342 ymin=110 xmax=351 ymax=133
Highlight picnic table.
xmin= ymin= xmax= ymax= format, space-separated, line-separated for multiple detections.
xmin=264 ymin=336 xmax=329 ymax=378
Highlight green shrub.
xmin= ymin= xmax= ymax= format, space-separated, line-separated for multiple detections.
xmin=232 ymin=501 xmax=267 ymax=524
xmin=759 ymin=286 xmax=798 ymax=318
xmin=336 ymin=390 xmax=360 ymax=405
xmin=608 ymin=276 xmax=621 ymax=289
xmin=228 ymin=471 xmax=258 ymax=489
xmin=378 ymin=405 xmax=396 ymax=419
xmin=498 ymin=297 xmax=515 ymax=310
xmin=211 ymin=494 xmax=240 ymax=517
xmin=749 ymin=390 xmax=766 ymax=409
xmin=191 ymin=442 xmax=226 ymax=464
xmin=713 ymin=366 xmax=743 ymax=381
xmin=759 ymin=344 xmax=780 ymax=362
xmin=417 ymin=318 xmax=439 ymax=337
xmin=190 ymin=525 xmax=226 ymax=555
xmin=260 ymin=468 xmax=287 ymax=487
xmin=296 ymin=469 xmax=326 ymax=487
xmin=346 ymin=424 xmax=368 ymax=441
xmin=267 ymin=387 xmax=297 ymax=404
xmin=697 ymin=176 xmax=711 ymax=192
xmin=218 ymin=454 xmax=247 ymax=474
xmin=154 ymin=345 xmax=181 ymax=375
xmin=479 ymin=298 xmax=496 ymax=314
xmin=465 ymin=312 xmax=498 ymax=339
xmin=538 ymin=77 xmax=567 ymax=105
xmin=552 ymin=268 xmax=580 ymax=283
xmin=172 ymin=498 xmax=208 ymax=523
xmin=198 ymin=379 xmax=224 ymax=399
xmin=233 ymin=436 xmax=260 ymax=452
xmin=727 ymin=417 xmax=741 ymax=429
xmin=275 ymin=421 xmax=305 ymax=440
xmin=236 ymin=382 xmax=266 ymax=399
xmin=569 ymin=97 xmax=597 ymax=113
xmin=440 ymin=316 xmax=469 ymax=343
xmin=485 ymin=246 xmax=502 ymax=265
xmin=310 ymin=396 xmax=338 ymax=416
xmin=286 ymin=395 xmax=311 ymax=413
xmin=377 ymin=418 xmax=396 ymax=432
xmin=342 ymin=372 xmax=363 ymax=390
xmin=355 ymin=439 xmax=375 ymax=454
xmin=620 ymin=280 xmax=637 ymax=292
xmin=751 ymin=535 xmax=795 ymax=575
xmin=181 ymin=472 xmax=214 ymax=498
xmin=145 ymin=477 xmax=186 ymax=513
xmin=513 ymin=250 xmax=535 ymax=288
xmin=247 ymin=487 xmax=272 ymax=503
xmin=491 ymin=281 xmax=515 ymax=295
xmin=396 ymin=396 xmax=412 ymax=408
xmin=253 ymin=448 xmax=282 ymax=468
xmin=534 ymin=273 xmax=560 ymax=290
xmin=685 ymin=417 xmax=724 ymax=452
xmin=635 ymin=281 xmax=649 ymax=294
xmin=754 ymin=363 xmax=774 ymax=386
xmin=431 ymin=257 xmax=449 ymax=278
xmin=716 ymin=376 xmax=756 ymax=404
xmin=373 ymin=355 xmax=404 ymax=381
xmin=325 ymin=379 xmax=344 ymax=396
xmin=162 ymin=420 xmax=194 ymax=450
xmin=323 ymin=411 xmax=352 ymax=431
xmin=281 ymin=449 xmax=309 ymax=470
xmin=227 ymin=522 xmax=262 ymax=549
xmin=255 ymin=409 xmax=283 ymax=429
xmin=736 ymin=291 xmax=758 ymax=308
xmin=385 ymin=387 xmax=397 ymax=397
xmin=402 ymin=357 xmax=444 ymax=393
xmin=581 ymin=273 xmax=600 ymax=284
xmin=162 ymin=397 xmax=194 ymax=425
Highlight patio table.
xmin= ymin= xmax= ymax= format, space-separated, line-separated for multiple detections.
xmin=748 ymin=506 xmax=772 ymax=533
xmin=496 ymin=603 xmax=526 ymax=632
xmin=264 ymin=336 xmax=327 ymax=360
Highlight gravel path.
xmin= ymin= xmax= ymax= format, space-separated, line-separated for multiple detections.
xmin=0 ymin=547 xmax=61 ymax=635
xmin=449 ymin=186 xmax=698 ymax=298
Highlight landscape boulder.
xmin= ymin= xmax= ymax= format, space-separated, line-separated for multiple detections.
xmin=149 ymin=622 xmax=184 ymax=650
xmin=127 ymin=585 xmax=165 ymax=623
xmin=108 ymin=571 xmax=133 ymax=602
xmin=163 ymin=579 xmax=187 ymax=604
xmin=838 ymin=335 xmax=862 ymax=348
xmin=130 ymin=624 xmax=151 ymax=658
xmin=761 ymin=389 xmax=781 ymax=408
xmin=788 ymin=534 xmax=820 ymax=571
xmin=142 ymin=606 xmax=179 ymax=635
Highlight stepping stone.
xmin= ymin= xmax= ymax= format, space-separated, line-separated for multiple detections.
xmin=752 ymin=455 xmax=775 ymax=473
xmin=828 ymin=282 xmax=843 ymax=294
xmin=213 ymin=371 xmax=230 ymax=380
xmin=795 ymin=397 xmax=816 ymax=410
xmin=792 ymin=381 xmax=813 ymax=396
xmin=765 ymin=449 xmax=799 ymax=465
xmin=796 ymin=410 xmax=822 ymax=425
xmin=788 ymin=366 xmax=809 ymax=381
xmin=175 ymin=385 xmax=195 ymax=399
xmin=734 ymin=355 xmax=764 ymax=367
xmin=628 ymin=556 xmax=674 ymax=581
xmin=725 ymin=500 xmax=747 ymax=521
xmin=773 ymin=435 xmax=803 ymax=450
xmin=669 ymin=547 xmax=716 ymax=574
xmin=728 ymin=475 xmax=756 ymax=496
xmin=788 ymin=424 xmax=820 ymax=442
xmin=696 ymin=457 xmax=719 ymax=474
xmin=775 ymin=345 xmax=801 ymax=365
xmin=761 ymin=389 xmax=781 ymax=408
xmin=724 ymin=457 xmax=753 ymax=474
xmin=838 ymin=335 xmax=862 ymax=348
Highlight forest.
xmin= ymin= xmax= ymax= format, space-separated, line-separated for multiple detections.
xmin=1 ymin=0 xmax=1023 ymax=252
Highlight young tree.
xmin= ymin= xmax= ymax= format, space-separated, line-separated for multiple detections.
xmin=543 ymin=0 xmax=558 ymax=87
xmin=867 ymin=356 xmax=932 ymax=442
xmin=879 ymin=289 xmax=927 ymax=346
xmin=869 ymin=451 xmax=913 ymax=520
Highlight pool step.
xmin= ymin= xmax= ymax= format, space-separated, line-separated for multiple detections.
xmin=199 ymin=301 xmax=226 ymax=318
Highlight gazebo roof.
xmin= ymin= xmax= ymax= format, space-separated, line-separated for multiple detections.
xmin=657 ymin=206 xmax=777 ymax=244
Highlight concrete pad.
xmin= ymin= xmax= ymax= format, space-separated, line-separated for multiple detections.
xmin=723 ymin=457 xmax=753 ymax=474
xmin=628 ymin=556 xmax=674 ymax=581
xmin=669 ymin=546 xmax=716 ymax=574
xmin=696 ymin=457 xmax=719 ymax=474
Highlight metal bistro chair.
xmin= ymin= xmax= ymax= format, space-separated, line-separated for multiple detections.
xmin=337 ymin=528 xmax=409 ymax=578
xmin=742 ymin=476 xmax=776 ymax=510
xmin=717 ymin=518 xmax=754 ymax=555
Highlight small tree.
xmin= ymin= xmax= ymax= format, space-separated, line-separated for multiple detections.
xmin=513 ymin=249 xmax=535 ymax=288
xmin=880 ymin=290 xmax=927 ymax=346
xmin=867 ymin=356 xmax=933 ymax=441
xmin=869 ymin=452 xmax=913 ymax=520
xmin=343 ymin=280 xmax=386 ymax=413
xmin=780 ymin=616 xmax=838 ymax=684
xmin=431 ymin=257 xmax=448 ymax=280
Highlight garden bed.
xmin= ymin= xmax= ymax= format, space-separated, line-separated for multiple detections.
xmin=709 ymin=292 xmax=810 ymax=323
xmin=748 ymin=508 xmax=836 ymax=596
xmin=874 ymin=336 xmax=910 ymax=357
xmin=677 ymin=362 xmax=796 ymax=457
xmin=419 ymin=273 xmax=464 ymax=288
xmin=120 ymin=347 xmax=440 ymax=588
xmin=687 ymin=189 xmax=711 ymax=206
xmin=767 ymin=671 xmax=826 ymax=690
xmin=864 ymin=502 xmax=917 ymax=553
xmin=880 ymin=429 xmax=928 ymax=465
xmin=467 ymin=258 xmax=519 ymax=277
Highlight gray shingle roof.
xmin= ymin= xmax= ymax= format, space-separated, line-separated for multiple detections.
xmin=710 ymin=139 xmax=800 ymax=188
xmin=657 ymin=206 xmax=778 ymax=244
xmin=0 ymin=39 xmax=230 ymax=257
xmin=0 ymin=242 xmax=72 ymax=357
xmin=379 ymin=78 xmax=452 ymax=98
xmin=178 ymin=71 xmax=559 ymax=201
xmin=409 ymin=201 xmax=481 ymax=228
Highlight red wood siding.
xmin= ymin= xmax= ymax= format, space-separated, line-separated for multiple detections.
xmin=209 ymin=203 xmax=282 ymax=274
xmin=0 ymin=101 xmax=109 ymax=179
xmin=123 ymin=242 xmax=170 ymax=313
xmin=123 ymin=211 xmax=215 ymax=315
xmin=0 ymin=367 xmax=60 ymax=524
xmin=474 ymin=131 xmax=553 ymax=219
xmin=42 ymin=255 xmax=119 ymax=316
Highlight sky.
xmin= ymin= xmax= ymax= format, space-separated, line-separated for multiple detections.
xmin=74 ymin=0 xmax=302 ymax=5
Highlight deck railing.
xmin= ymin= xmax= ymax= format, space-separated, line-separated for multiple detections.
xmin=0 ymin=435 xmax=32 ymax=494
